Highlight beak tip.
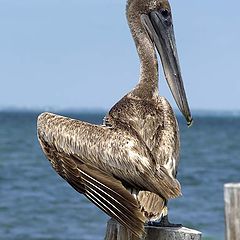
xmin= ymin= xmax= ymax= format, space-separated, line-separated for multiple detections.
xmin=187 ymin=117 xmax=193 ymax=127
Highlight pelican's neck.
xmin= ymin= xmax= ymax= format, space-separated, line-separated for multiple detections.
xmin=128 ymin=13 xmax=159 ymax=99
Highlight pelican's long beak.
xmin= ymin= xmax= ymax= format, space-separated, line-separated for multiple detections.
xmin=141 ymin=11 xmax=193 ymax=126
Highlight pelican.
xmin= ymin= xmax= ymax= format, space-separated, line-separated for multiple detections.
xmin=37 ymin=0 xmax=192 ymax=237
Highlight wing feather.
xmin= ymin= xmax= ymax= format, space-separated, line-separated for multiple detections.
xmin=37 ymin=112 xmax=181 ymax=199
xmin=38 ymin=132 xmax=145 ymax=236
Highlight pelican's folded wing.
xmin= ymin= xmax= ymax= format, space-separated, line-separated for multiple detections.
xmin=37 ymin=112 xmax=181 ymax=197
xmin=37 ymin=112 xmax=154 ymax=179
xmin=38 ymin=132 xmax=146 ymax=237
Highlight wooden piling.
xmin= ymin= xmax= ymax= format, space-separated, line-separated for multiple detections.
xmin=104 ymin=218 xmax=202 ymax=240
xmin=224 ymin=183 xmax=240 ymax=240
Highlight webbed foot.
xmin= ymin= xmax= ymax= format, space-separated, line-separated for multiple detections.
xmin=147 ymin=215 xmax=182 ymax=228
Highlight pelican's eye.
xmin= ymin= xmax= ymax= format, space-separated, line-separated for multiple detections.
xmin=161 ymin=9 xmax=170 ymax=18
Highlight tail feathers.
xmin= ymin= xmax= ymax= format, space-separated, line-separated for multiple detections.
xmin=137 ymin=191 xmax=165 ymax=221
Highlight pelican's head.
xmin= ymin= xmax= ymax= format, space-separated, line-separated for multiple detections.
xmin=127 ymin=0 xmax=193 ymax=126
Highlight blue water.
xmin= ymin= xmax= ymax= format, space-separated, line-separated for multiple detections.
xmin=0 ymin=111 xmax=239 ymax=240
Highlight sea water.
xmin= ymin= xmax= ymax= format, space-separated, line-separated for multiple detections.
xmin=0 ymin=111 xmax=239 ymax=240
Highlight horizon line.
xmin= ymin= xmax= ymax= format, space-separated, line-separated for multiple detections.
xmin=1 ymin=107 xmax=240 ymax=117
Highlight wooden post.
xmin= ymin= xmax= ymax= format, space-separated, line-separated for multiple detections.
xmin=104 ymin=218 xmax=139 ymax=240
xmin=224 ymin=183 xmax=240 ymax=240
xmin=105 ymin=218 xmax=202 ymax=240
xmin=144 ymin=226 xmax=202 ymax=240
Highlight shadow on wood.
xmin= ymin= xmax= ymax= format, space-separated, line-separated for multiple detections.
xmin=105 ymin=218 xmax=202 ymax=240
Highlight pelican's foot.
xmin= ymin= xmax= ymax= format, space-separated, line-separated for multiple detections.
xmin=147 ymin=215 xmax=182 ymax=228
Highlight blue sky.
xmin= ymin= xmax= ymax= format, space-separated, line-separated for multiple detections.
xmin=0 ymin=0 xmax=239 ymax=112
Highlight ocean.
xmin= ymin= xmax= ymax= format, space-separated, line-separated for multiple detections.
xmin=0 ymin=110 xmax=239 ymax=240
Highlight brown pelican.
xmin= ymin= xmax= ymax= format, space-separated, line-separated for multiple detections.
xmin=37 ymin=0 xmax=192 ymax=237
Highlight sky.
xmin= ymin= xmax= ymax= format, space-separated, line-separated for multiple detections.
xmin=0 ymin=0 xmax=240 ymax=113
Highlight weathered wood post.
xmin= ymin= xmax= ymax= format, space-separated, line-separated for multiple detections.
xmin=104 ymin=218 xmax=202 ymax=240
xmin=224 ymin=183 xmax=240 ymax=240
